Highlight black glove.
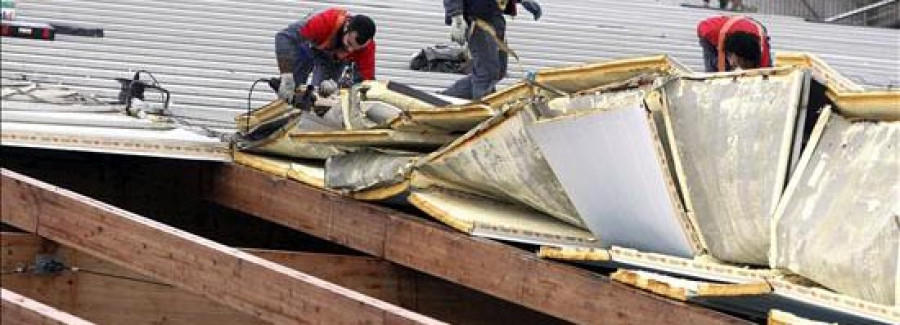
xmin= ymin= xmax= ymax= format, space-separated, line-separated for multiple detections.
xmin=521 ymin=0 xmax=542 ymax=20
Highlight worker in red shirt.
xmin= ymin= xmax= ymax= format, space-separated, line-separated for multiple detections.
xmin=697 ymin=15 xmax=772 ymax=72
xmin=274 ymin=8 xmax=376 ymax=103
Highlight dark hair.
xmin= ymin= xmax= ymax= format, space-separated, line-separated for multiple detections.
xmin=347 ymin=15 xmax=376 ymax=44
xmin=723 ymin=32 xmax=761 ymax=68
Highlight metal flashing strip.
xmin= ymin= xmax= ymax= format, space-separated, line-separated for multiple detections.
xmin=1 ymin=128 xmax=229 ymax=161
xmin=767 ymin=309 xmax=833 ymax=325
xmin=539 ymin=246 xmax=775 ymax=284
xmin=613 ymin=269 xmax=898 ymax=324
xmin=539 ymin=246 xmax=899 ymax=324
xmin=291 ymin=130 xmax=456 ymax=149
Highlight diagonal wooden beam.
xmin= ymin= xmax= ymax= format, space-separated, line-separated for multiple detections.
xmin=1 ymin=287 xmax=94 ymax=325
xmin=2 ymin=232 xmax=559 ymax=324
xmin=0 ymin=169 xmax=443 ymax=325
xmin=206 ymin=164 xmax=750 ymax=325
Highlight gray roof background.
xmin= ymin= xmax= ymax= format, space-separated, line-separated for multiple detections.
xmin=2 ymin=0 xmax=898 ymax=131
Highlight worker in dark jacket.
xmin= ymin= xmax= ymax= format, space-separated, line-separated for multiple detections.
xmin=697 ymin=15 xmax=772 ymax=72
xmin=275 ymin=7 xmax=376 ymax=102
xmin=441 ymin=0 xmax=542 ymax=99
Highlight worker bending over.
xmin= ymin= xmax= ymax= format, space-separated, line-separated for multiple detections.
xmin=441 ymin=0 xmax=542 ymax=99
xmin=697 ymin=15 xmax=772 ymax=72
xmin=274 ymin=7 xmax=376 ymax=103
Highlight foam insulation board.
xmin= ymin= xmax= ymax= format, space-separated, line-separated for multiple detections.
xmin=662 ymin=68 xmax=809 ymax=264
xmin=408 ymin=186 xmax=598 ymax=247
xmin=771 ymin=106 xmax=899 ymax=306
xmin=529 ymin=102 xmax=701 ymax=257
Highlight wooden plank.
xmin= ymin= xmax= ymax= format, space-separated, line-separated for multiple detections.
xmin=0 ymin=169 xmax=443 ymax=325
xmin=1 ymin=288 xmax=94 ymax=325
xmin=1 ymin=232 xmax=264 ymax=325
xmin=2 ymin=232 xmax=563 ymax=325
xmin=207 ymin=163 xmax=751 ymax=325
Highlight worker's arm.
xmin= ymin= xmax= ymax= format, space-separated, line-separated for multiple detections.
xmin=352 ymin=41 xmax=376 ymax=80
xmin=443 ymin=0 xmax=464 ymax=25
xmin=517 ymin=0 xmax=542 ymax=20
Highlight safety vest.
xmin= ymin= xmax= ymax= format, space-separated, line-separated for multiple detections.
xmin=716 ymin=16 xmax=767 ymax=71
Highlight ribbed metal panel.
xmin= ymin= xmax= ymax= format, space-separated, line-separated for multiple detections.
xmin=2 ymin=0 xmax=897 ymax=129
xmin=755 ymin=0 xmax=872 ymax=24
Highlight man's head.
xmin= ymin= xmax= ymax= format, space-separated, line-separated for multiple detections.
xmin=342 ymin=15 xmax=376 ymax=52
xmin=723 ymin=32 xmax=761 ymax=70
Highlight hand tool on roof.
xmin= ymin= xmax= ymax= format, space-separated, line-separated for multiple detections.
xmin=1 ymin=0 xmax=102 ymax=40
xmin=115 ymin=70 xmax=171 ymax=116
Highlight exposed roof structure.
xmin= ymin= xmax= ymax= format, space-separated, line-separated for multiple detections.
xmin=1 ymin=0 xmax=897 ymax=130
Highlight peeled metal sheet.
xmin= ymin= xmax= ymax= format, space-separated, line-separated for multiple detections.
xmin=529 ymin=98 xmax=701 ymax=257
xmin=325 ymin=149 xmax=417 ymax=194
xmin=772 ymin=107 xmax=899 ymax=306
xmin=416 ymin=104 xmax=583 ymax=228
xmin=663 ymin=68 xmax=809 ymax=264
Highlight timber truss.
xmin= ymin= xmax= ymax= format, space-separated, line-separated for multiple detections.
xmin=0 ymin=155 xmax=747 ymax=324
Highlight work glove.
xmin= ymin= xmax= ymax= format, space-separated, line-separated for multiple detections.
xmin=449 ymin=15 xmax=467 ymax=45
xmin=520 ymin=0 xmax=542 ymax=20
xmin=277 ymin=72 xmax=295 ymax=104
xmin=318 ymin=79 xmax=339 ymax=98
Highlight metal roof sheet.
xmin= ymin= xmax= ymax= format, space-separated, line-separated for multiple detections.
xmin=2 ymin=0 xmax=897 ymax=129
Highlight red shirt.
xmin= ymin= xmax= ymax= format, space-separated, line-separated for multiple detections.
xmin=697 ymin=16 xmax=771 ymax=68
xmin=299 ymin=8 xmax=376 ymax=80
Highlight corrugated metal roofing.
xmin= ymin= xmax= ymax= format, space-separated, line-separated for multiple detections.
xmin=2 ymin=0 xmax=897 ymax=129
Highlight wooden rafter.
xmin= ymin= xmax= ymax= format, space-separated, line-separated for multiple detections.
xmin=1 ymin=232 xmax=559 ymax=324
xmin=1 ymin=287 xmax=94 ymax=325
xmin=207 ymin=164 xmax=750 ymax=325
xmin=0 ymin=169 xmax=443 ymax=325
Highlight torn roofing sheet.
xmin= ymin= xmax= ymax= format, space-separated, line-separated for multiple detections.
xmin=325 ymin=149 xmax=417 ymax=194
xmin=662 ymin=68 xmax=809 ymax=265
xmin=414 ymin=102 xmax=584 ymax=229
xmin=1 ymin=82 xmax=229 ymax=161
xmin=407 ymin=186 xmax=597 ymax=247
xmin=772 ymin=106 xmax=899 ymax=306
xmin=529 ymin=95 xmax=702 ymax=257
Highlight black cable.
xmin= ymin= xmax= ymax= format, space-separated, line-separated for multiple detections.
xmin=70 ymin=267 xmax=172 ymax=287
xmin=246 ymin=78 xmax=271 ymax=133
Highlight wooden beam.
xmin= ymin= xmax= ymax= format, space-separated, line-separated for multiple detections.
xmin=0 ymin=169 xmax=442 ymax=325
xmin=1 ymin=287 xmax=94 ymax=325
xmin=2 ymin=232 xmax=559 ymax=325
xmin=1 ymin=232 xmax=262 ymax=325
xmin=207 ymin=164 xmax=750 ymax=325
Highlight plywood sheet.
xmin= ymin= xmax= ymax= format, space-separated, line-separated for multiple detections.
xmin=530 ymin=104 xmax=699 ymax=257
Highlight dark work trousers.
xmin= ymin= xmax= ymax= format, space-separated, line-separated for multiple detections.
xmin=275 ymin=19 xmax=347 ymax=87
xmin=442 ymin=16 xmax=507 ymax=100
xmin=700 ymin=38 xmax=723 ymax=72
